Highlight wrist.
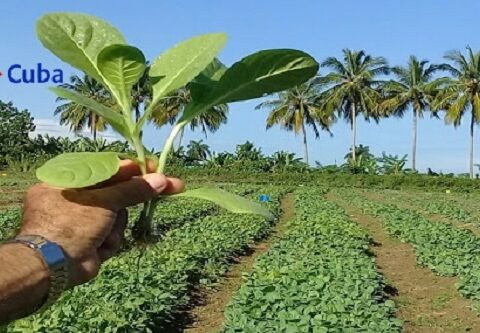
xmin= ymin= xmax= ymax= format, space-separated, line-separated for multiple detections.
xmin=6 ymin=235 xmax=69 ymax=311
xmin=0 ymin=243 xmax=50 ymax=322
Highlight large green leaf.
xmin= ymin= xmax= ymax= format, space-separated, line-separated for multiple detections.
xmin=36 ymin=152 xmax=121 ymax=188
xmin=97 ymin=44 xmax=146 ymax=112
xmin=148 ymin=33 xmax=227 ymax=107
xmin=180 ymin=49 xmax=318 ymax=122
xmin=49 ymin=87 xmax=129 ymax=137
xmin=211 ymin=49 xmax=318 ymax=104
xmin=36 ymin=13 xmax=126 ymax=84
xmin=174 ymin=187 xmax=274 ymax=219
xmin=189 ymin=58 xmax=228 ymax=101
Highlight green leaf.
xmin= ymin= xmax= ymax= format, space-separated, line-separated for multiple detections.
xmin=212 ymin=49 xmax=318 ymax=104
xmin=36 ymin=12 xmax=126 ymax=84
xmin=180 ymin=49 xmax=318 ymax=122
xmin=174 ymin=187 xmax=274 ymax=219
xmin=36 ymin=152 xmax=121 ymax=188
xmin=97 ymin=44 xmax=146 ymax=112
xmin=189 ymin=58 xmax=228 ymax=101
xmin=148 ymin=33 xmax=227 ymax=107
xmin=199 ymin=58 xmax=228 ymax=81
xmin=49 ymin=87 xmax=129 ymax=138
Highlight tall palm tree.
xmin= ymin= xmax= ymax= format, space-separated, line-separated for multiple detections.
xmin=54 ymin=74 xmax=111 ymax=140
xmin=433 ymin=47 xmax=480 ymax=178
xmin=319 ymin=49 xmax=389 ymax=161
xmin=256 ymin=80 xmax=334 ymax=164
xmin=151 ymin=87 xmax=228 ymax=148
xmin=380 ymin=56 xmax=447 ymax=171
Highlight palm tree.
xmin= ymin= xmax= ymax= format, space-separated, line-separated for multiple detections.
xmin=343 ymin=144 xmax=377 ymax=174
xmin=186 ymin=139 xmax=211 ymax=163
xmin=54 ymin=74 xmax=111 ymax=140
xmin=151 ymin=87 xmax=228 ymax=148
xmin=206 ymin=151 xmax=235 ymax=168
xmin=319 ymin=49 xmax=389 ymax=162
xmin=256 ymin=79 xmax=334 ymax=164
xmin=269 ymin=151 xmax=305 ymax=172
xmin=235 ymin=141 xmax=263 ymax=161
xmin=380 ymin=56 xmax=447 ymax=171
xmin=433 ymin=47 xmax=480 ymax=178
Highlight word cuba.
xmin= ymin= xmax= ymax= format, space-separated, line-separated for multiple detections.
xmin=6 ymin=63 xmax=63 ymax=83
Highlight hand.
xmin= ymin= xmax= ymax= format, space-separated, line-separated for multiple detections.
xmin=18 ymin=160 xmax=184 ymax=287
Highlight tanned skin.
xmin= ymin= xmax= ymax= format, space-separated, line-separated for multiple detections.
xmin=0 ymin=160 xmax=184 ymax=324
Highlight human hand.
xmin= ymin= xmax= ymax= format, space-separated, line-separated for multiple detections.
xmin=18 ymin=160 xmax=184 ymax=287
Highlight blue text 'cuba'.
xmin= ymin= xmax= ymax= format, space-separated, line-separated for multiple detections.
xmin=8 ymin=63 xmax=63 ymax=84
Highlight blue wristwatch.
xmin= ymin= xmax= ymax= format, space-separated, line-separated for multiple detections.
xmin=8 ymin=235 xmax=68 ymax=310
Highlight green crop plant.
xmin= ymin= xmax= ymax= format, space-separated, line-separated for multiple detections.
xmin=6 ymin=187 xmax=286 ymax=331
xmin=34 ymin=12 xmax=319 ymax=239
xmin=223 ymin=189 xmax=402 ymax=332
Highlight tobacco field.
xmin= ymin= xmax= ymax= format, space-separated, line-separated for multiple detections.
xmin=3 ymin=178 xmax=480 ymax=332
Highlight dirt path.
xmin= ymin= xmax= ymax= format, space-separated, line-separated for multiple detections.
xmin=327 ymin=191 xmax=480 ymax=333
xmin=182 ymin=193 xmax=295 ymax=333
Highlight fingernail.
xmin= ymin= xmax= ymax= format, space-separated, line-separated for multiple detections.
xmin=143 ymin=174 xmax=167 ymax=193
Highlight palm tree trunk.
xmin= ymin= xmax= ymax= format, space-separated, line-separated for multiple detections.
xmin=135 ymin=105 xmax=144 ymax=139
xmin=470 ymin=110 xmax=475 ymax=179
xmin=91 ymin=113 xmax=97 ymax=141
xmin=412 ymin=108 xmax=418 ymax=172
xmin=351 ymin=102 xmax=357 ymax=162
xmin=135 ymin=105 xmax=141 ymax=122
xmin=301 ymin=121 xmax=309 ymax=164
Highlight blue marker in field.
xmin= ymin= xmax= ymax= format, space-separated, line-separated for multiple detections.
xmin=259 ymin=194 xmax=270 ymax=202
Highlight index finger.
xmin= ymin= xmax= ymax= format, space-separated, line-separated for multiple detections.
xmin=92 ymin=159 xmax=158 ymax=188
xmin=90 ymin=174 xmax=185 ymax=210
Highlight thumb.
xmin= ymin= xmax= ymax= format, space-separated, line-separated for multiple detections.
xmin=91 ymin=174 xmax=168 ymax=210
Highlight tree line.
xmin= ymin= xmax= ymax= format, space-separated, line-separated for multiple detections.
xmin=1 ymin=100 xmax=412 ymax=176
xmin=54 ymin=47 xmax=480 ymax=177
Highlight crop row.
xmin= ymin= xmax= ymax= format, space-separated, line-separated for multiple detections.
xmin=0 ymin=197 xmax=218 ymax=246
xmin=222 ymin=188 xmax=402 ymax=333
xmin=360 ymin=189 xmax=478 ymax=227
xmin=333 ymin=188 xmax=480 ymax=309
xmin=7 ymin=186 xmax=286 ymax=332
xmin=0 ymin=183 xmax=270 ymax=243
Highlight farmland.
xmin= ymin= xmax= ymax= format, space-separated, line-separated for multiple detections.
xmin=3 ymin=2 xmax=480 ymax=332
xmin=3 ymin=172 xmax=480 ymax=332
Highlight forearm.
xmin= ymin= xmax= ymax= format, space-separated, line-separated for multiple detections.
xmin=0 ymin=243 xmax=49 ymax=325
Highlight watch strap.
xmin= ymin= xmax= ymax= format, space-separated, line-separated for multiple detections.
xmin=8 ymin=235 xmax=68 ymax=311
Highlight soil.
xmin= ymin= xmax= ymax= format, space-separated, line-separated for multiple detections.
xmin=177 ymin=193 xmax=295 ymax=333
xmin=327 ymin=191 xmax=480 ymax=333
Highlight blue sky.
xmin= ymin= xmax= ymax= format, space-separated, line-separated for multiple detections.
xmin=0 ymin=0 xmax=479 ymax=173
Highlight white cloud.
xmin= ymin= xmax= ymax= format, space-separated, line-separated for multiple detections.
xmin=31 ymin=118 xmax=121 ymax=141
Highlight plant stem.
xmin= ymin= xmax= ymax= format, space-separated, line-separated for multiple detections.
xmin=134 ymin=121 xmax=187 ymax=241
xmin=157 ymin=122 xmax=186 ymax=173
xmin=132 ymin=135 xmax=147 ymax=174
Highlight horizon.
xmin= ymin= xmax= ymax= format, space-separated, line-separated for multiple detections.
xmin=1 ymin=0 xmax=479 ymax=173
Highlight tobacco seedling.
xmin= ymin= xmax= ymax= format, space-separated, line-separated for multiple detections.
xmin=35 ymin=12 xmax=319 ymax=240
